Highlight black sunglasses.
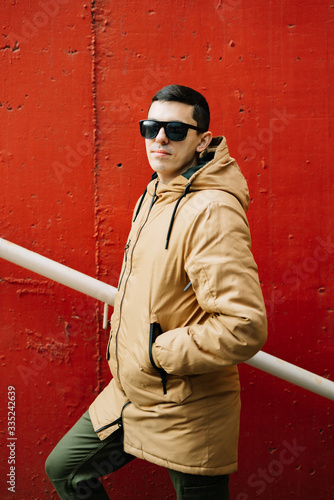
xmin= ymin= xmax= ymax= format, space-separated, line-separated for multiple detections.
xmin=139 ymin=120 xmax=204 ymax=142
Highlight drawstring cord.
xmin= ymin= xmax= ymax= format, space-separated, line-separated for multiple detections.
xmin=132 ymin=175 xmax=192 ymax=250
xmin=133 ymin=172 xmax=158 ymax=222
xmin=165 ymin=183 xmax=192 ymax=250
xmin=133 ymin=188 xmax=147 ymax=222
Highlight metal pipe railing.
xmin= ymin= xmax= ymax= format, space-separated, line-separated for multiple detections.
xmin=1 ymin=237 xmax=333 ymax=401
xmin=0 ymin=237 xmax=116 ymax=305
xmin=246 ymin=350 xmax=334 ymax=400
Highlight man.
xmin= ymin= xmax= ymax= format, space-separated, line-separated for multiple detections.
xmin=46 ymin=84 xmax=267 ymax=499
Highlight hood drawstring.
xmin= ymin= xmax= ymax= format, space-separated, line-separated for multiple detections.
xmin=133 ymin=172 xmax=158 ymax=222
xmin=132 ymin=175 xmax=192 ymax=250
xmin=165 ymin=183 xmax=192 ymax=250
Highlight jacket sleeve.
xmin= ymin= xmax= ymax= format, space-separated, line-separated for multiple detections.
xmin=153 ymin=199 xmax=268 ymax=377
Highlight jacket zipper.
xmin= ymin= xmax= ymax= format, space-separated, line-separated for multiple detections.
xmin=149 ymin=322 xmax=168 ymax=395
xmin=95 ymin=401 xmax=131 ymax=433
xmin=118 ymin=240 xmax=131 ymax=291
xmin=114 ymin=181 xmax=159 ymax=378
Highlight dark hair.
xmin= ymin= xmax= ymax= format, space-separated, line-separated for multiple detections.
xmin=150 ymin=84 xmax=210 ymax=132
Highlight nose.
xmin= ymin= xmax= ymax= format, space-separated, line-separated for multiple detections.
xmin=155 ymin=126 xmax=168 ymax=144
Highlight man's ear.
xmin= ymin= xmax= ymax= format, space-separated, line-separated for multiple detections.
xmin=196 ymin=131 xmax=213 ymax=153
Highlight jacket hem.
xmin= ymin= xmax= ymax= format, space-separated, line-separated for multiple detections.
xmin=123 ymin=443 xmax=238 ymax=476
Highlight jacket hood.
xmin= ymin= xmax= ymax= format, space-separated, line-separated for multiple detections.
xmin=189 ymin=136 xmax=249 ymax=212
xmin=146 ymin=136 xmax=249 ymax=212
xmin=135 ymin=137 xmax=250 ymax=249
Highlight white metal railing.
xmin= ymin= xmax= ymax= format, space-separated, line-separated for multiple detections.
xmin=1 ymin=237 xmax=333 ymax=402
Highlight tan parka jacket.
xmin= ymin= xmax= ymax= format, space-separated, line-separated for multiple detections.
xmin=89 ymin=137 xmax=267 ymax=476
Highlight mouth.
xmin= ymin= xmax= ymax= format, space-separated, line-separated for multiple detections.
xmin=151 ymin=149 xmax=172 ymax=157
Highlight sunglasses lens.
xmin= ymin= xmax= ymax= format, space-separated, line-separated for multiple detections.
xmin=166 ymin=123 xmax=188 ymax=141
xmin=140 ymin=120 xmax=190 ymax=141
xmin=140 ymin=121 xmax=160 ymax=139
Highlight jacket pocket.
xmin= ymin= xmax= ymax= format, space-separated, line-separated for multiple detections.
xmin=149 ymin=322 xmax=168 ymax=395
xmin=122 ymin=346 xmax=192 ymax=405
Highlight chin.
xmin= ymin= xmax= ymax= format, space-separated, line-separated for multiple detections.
xmin=150 ymin=159 xmax=168 ymax=172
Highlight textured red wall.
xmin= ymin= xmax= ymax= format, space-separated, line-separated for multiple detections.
xmin=1 ymin=1 xmax=333 ymax=498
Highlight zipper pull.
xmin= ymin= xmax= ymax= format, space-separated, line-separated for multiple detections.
xmin=124 ymin=241 xmax=130 ymax=260
xmin=118 ymin=401 xmax=131 ymax=428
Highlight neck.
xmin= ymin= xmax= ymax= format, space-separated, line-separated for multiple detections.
xmin=157 ymin=156 xmax=199 ymax=185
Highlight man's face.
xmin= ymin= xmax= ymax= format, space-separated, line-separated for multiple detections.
xmin=145 ymin=100 xmax=212 ymax=184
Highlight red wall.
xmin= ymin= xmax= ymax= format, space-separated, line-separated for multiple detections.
xmin=1 ymin=1 xmax=333 ymax=498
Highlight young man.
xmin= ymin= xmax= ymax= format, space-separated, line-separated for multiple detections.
xmin=46 ymin=85 xmax=267 ymax=499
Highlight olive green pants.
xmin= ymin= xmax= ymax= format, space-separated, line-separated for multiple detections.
xmin=45 ymin=411 xmax=229 ymax=500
